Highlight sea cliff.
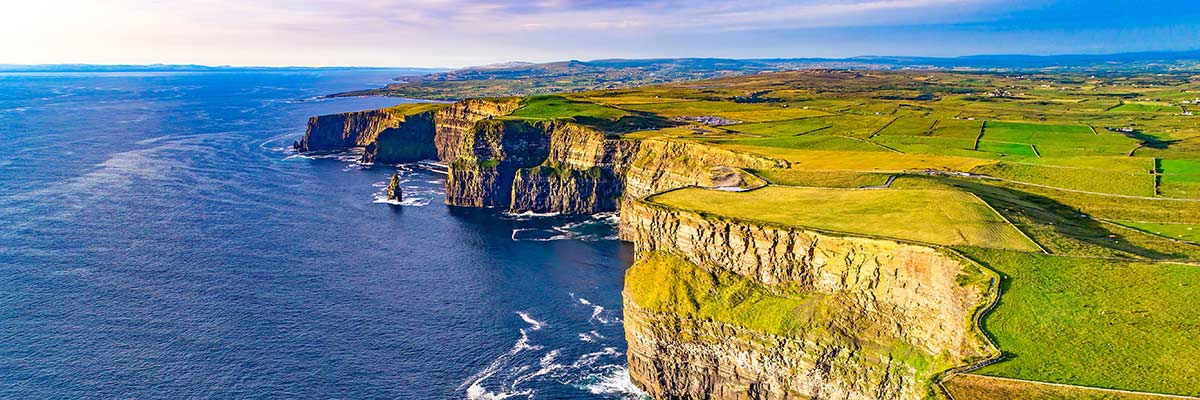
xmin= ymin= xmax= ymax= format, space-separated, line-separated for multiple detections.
xmin=620 ymin=200 xmax=997 ymax=399
xmin=298 ymin=98 xmax=779 ymax=214
xmin=300 ymin=99 xmax=997 ymax=399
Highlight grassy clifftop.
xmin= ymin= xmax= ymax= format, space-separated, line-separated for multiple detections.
xmin=650 ymin=186 xmax=1041 ymax=251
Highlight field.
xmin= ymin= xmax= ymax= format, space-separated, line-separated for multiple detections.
xmin=1110 ymin=102 xmax=1182 ymax=113
xmin=750 ymin=169 xmax=892 ymax=188
xmin=508 ymin=95 xmax=630 ymax=120
xmin=1112 ymin=221 xmax=1200 ymax=243
xmin=943 ymin=374 xmax=1183 ymax=400
xmin=650 ymin=186 xmax=1040 ymax=251
xmin=961 ymin=248 xmax=1200 ymax=397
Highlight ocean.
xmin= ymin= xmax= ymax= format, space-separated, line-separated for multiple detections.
xmin=0 ymin=69 xmax=644 ymax=399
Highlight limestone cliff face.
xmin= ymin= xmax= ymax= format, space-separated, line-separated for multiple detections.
xmin=623 ymin=139 xmax=786 ymax=201
xmin=298 ymin=108 xmax=407 ymax=152
xmin=443 ymin=119 xmax=551 ymax=208
xmin=361 ymin=112 xmax=438 ymax=164
xmin=432 ymin=98 xmax=522 ymax=162
xmin=621 ymin=200 xmax=996 ymax=400
xmin=507 ymin=123 xmax=640 ymax=213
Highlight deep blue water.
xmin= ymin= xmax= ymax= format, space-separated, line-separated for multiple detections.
xmin=0 ymin=70 xmax=642 ymax=399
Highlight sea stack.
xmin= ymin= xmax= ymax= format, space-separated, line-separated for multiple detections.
xmin=386 ymin=172 xmax=403 ymax=203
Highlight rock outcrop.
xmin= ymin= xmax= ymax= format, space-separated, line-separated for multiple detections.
xmin=622 ymin=139 xmax=786 ymax=201
xmin=620 ymin=200 xmax=997 ymax=400
xmin=298 ymin=107 xmax=407 ymax=152
xmin=386 ymin=172 xmax=403 ymax=203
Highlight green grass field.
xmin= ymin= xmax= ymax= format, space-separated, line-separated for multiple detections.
xmin=751 ymin=169 xmax=893 ymax=188
xmin=650 ymin=186 xmax=1040 ymax=250
xmin=981 ymin=121 xmax=1138 ymax=156
xmin=509 ymin=95 xmax=629 ymax=120
xmin=624 ymin=251 xmax=814 ymax=336
xmin=944 ymin=374 xmax=1179 ymax=400
xmin=970 ymin=162 xmax=1156 ymax=197
xmin=963 ymin=248 xmax=1200 ymax=397
xmin=1111 ymin=221 xmax=1200 ymax=243
xmin=1110 ymin=102 xmax=1182 ymax=113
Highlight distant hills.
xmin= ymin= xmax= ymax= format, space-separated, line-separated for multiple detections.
xmin=332 ymin=49 xmax=1200 ymax=100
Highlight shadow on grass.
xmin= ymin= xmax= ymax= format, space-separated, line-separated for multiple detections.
xmin=935 ymin=177 xmax=1177 ymax=259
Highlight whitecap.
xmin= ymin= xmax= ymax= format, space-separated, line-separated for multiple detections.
xmin=577 ymin=366 xmax=649 ymax=399
xmin=516 ymin=312 xmax=545 ymax=331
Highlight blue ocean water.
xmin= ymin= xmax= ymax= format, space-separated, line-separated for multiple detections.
xmin=0 ymin=70 xmax=643 ymax=399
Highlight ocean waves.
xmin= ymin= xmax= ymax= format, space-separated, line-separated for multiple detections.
xmin=460 ymin=302 xmax=647 ymax=400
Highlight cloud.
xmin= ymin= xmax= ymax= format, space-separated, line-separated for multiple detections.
xmin=307 ymin=0 xmax=996 ymax=32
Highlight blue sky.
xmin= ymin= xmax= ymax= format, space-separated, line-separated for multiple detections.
xmin=1 ymin=0 xmax=1196 ymax=67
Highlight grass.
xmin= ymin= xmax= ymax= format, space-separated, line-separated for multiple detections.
xmin=981 ymin=121 xmax=1138 ymax=157
xmin=890 ymin=175 xmax=1200 ymax=260
xmin=961 ymin=248 xmax=1200 ymax=397
xmin=976 ymin=140 xmax=1039 ymax=157
xmin=715 ymin=135 xmax=889 ymax=152
xmin=751 ymin=169 xmax=893 ymax=188
xmin=1111 ymin=221 xmax=1200 ymax=243
xmin=943 ymin=374 xmax=1179 ymax=400
xmin=723 ymin=115 xmax=888 ymax=137
xmin=872 ymin=135 xmax=982 ymax=157
xmin=621 ymin=101 xmax=827 ymax=122
xmin=1110 ymin=102 xmax=1182 ymax=113
xmin=650 ymin=186 xmax=1040 ymax=250
xmin=624 ymin=251 xmax=951 ymax=390
xmin=509 ymin=95 xmax=629 ymax=120
xmin=624 ymin=251 xmax=814 ymax=336
xmin=970 ymin=162 xmax=1156 ymax=197
xmin=718 ymin=148 xmax=996 ymax=172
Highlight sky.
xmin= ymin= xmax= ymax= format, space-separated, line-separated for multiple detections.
xmin=1 ymin=0 xmax=1197 ymax=68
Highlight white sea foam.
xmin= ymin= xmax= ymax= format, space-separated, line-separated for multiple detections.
xmin=577 ymin=297 xmax=614 ymax=324
xmin=509 ymin=214 xmax=619 ymax=242
xmin=516 ymin=312 xmax=545 ymax=331
xmin=578 ymin=330 xmax=605 ymax=343
xmin=579 ymin=366 xmax=649 ymax=399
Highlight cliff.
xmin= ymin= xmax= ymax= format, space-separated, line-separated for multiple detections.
xmin=620 ymin=200 xmax=997 ymax=399
xmin=300 ymin=98 xmax=783 ymax=214
xmin=297 ymin=103 xmax=446 ymax=164
xmin=298 ymin=107 xmax=406 ymax=152
xmin=623 ymin=139 xmax=785 ymax=201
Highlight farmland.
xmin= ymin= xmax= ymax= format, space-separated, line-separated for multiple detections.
xmin=564 ymin=69 xmax=1199 ymax=399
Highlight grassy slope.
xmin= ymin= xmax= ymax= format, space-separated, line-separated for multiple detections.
xmin=651 ymin=186 xmax=1040 ymax=251
xmin=944 ymin=374 xmax=1182 ymax=400
xmin=624 ymin=251 xmax=814 ymax=336
xmin=961 ymin=247 xmax=1200 ymax=396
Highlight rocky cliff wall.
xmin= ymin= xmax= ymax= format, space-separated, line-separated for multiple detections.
xmin=623 ymin=139 xmax=786 ymax=201
xmin=298 ymin=107 xmax=408 ymax=152
xmin=432 ymin=98 xmax=522 ymax=162
xmin=621 ymin=200 xmax=996 ymax=400
xmin=360 ymin=111 xmax=439 ymax=164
